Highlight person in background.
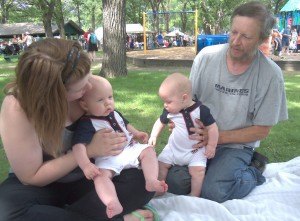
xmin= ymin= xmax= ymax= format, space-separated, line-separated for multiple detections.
xmin=11 ymin=35 xmax=18 ymax=44
xmin=272 ymin=30 xmax=282 ymax=57
xmin=87 ymin=28 xmax=98 ymax=62
xmin=83 ymin=30 xmax=90 ymax=50
xmin=22 ymin=31 xmax=33 ymax=50
xmin=281 ymin=24 xmax=291 ymax=55
xmin=149 ymin=73 xmax=218 ymax=197
xmin=290 ymin=27 xmax=298 ymax=53
xmin=166 ymin=1 xmax=288 ymax=203
xmin=0 ymin=38 xmax=158 ymax=221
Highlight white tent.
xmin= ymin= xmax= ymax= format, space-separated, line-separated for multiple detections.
xmin=126 ymin=23 xmax=144 ymax=34
xmin=165 ymin=30 xmax=185 ymax=37
xmin=95 ymin=27 xmax=103 ymax=42
xmin=95 ymin=23 xmax=151 ymax=41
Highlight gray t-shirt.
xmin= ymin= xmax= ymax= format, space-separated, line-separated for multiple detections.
xmin=190 ymin=44 xmax=288 ymax=149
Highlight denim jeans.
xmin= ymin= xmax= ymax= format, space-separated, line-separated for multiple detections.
xmin=166 ymin=146 xmax=266 ymax=203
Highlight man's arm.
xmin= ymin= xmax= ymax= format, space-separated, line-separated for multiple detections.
xmin=218 ymin=125 xmax=271 ymax=145
xmin=190 ymin=120 xmax=271 ymax=148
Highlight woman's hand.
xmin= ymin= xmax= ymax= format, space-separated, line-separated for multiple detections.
xmin=87 ymin=128 xmax=127 ymax=158
xmin=189 ymin=118 xmax=208 ymax=149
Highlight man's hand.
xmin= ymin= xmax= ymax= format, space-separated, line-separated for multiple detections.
xmin=189 ymin=118 xmax=208 ymax=149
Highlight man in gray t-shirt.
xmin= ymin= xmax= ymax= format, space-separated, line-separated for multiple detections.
xmin=166 ymin=1 xmax=288 ymax=203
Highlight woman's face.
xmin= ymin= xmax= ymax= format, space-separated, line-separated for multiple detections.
xmin=66 ymin=73 xmax=92 ymax=102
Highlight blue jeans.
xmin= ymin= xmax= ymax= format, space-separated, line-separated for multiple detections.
xmin=166 ymin=146 xmax=266 ymax=203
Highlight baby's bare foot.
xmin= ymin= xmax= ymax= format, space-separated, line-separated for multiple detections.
xmin=146 ymin=180 xmax=168 ymax=193
xmin=106 ymin=200 xmax=123 ymax=218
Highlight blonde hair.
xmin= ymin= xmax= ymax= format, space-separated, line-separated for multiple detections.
xmin=4 ymin=38 xmax=91 ymax=157
xmin=160 ymin=73 xmax=192 ymax=97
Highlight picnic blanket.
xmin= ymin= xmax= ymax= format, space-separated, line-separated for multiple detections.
xmin=149 ymin=156 xmax=300 ymax=221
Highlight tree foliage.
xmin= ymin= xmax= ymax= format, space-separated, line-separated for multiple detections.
xmin=0 ymin=0 xmax=290 ymax=34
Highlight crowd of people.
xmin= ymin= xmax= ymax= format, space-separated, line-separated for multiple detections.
xmin=270 ymin=25 xmax=300 ymax=57
xmin=126 ymin=31 xmax=194 ymax=50
xmin=0 ymin=32 xmax=38 ymax=57
xmin=0 ymin=1 xmax=289 ymax=221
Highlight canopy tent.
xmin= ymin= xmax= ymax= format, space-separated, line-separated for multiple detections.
xmin=165 ymin=30 xmax=185 ymax=37
xmin=280 ymin=0 xmax=300 ymax=12
xmin=279 ymin=0 xmax=300 ymax=29
xmin=126 ymin=23 xmax=147 ymax=34
xmin=95 ymin=23 xmax=152 ymax=41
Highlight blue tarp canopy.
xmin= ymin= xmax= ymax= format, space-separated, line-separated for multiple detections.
xmin=280 ymin=0 xmax=300 ymax=12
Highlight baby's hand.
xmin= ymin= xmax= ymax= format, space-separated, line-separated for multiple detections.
xmin=82 ymin=162 xmax=101 ymax=180
xmin=148 ymin=136 xmax=157 ymax=146
xmin=134 ymin=131 xmax=149 ymax=144
xmin=205 ymin=145 xmax=216 ymax=159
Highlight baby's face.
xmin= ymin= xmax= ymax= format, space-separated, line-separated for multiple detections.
xmin=159 ymin=90 xmax=183 ymax=114
xmin=84 ymin=85 xmax=115 ymax=117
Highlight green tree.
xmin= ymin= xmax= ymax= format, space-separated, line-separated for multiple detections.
xmin=126 ymin=0 xmax=144 ymax=24
xmin=0 ymin=0 xmax=14 ymax=23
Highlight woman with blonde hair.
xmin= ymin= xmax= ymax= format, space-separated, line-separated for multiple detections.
xmin=0 ymin=38 xmax=155 ymax=221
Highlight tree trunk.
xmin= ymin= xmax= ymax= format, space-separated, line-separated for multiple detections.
xmin=91 ymin=5 xmax=96 ymax=31
xmin=100 ymin=0 xmax=127 ymax=78
xmin=37 ymin=0 xmax=55 ymax=37
xmin=161 ymin=3 xmax=170 ymax=32
xmin=180 ymin=3 xmax=188 ymax=33
xmin=199 ymin=0 xmax=212 ymax=34
xmin=54 ymin=0 xmax=65 ymax=39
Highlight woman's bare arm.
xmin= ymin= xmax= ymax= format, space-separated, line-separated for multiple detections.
xmin=0 ymin=96 xmax=78 ymax=186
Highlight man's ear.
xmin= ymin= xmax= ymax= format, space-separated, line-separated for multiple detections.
xmin=79 ymin=99 xmax=89 ymax=112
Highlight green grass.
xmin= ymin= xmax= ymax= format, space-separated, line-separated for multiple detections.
xmin=0 ymin=58 xmax=299 ymax=182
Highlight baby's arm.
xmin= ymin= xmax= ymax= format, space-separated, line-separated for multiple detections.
xmin=73 ymin=143 xmax=101 ymax=180
xmin=204 ymin=122 xmax=219 ymax=159
xmin=148 ymin=118 xmax=166 ymax=146
xmin=127 ymin=124 xmax=149 ymax=144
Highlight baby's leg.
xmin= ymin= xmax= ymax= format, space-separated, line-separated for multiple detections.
xmin=189 ymin=166 xmax=206 ymax=197
xmin=93 ymin=169 xmax=123 ymax=218
xmin=139 ymin=147 xmax=168 ymax=193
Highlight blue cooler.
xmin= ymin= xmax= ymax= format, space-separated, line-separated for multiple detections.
xmin=197 ymin=35 xmax=229 ymax=53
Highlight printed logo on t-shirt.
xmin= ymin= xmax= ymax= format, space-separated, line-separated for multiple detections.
xmin=215 ymin=84 xmax=249 ymax=96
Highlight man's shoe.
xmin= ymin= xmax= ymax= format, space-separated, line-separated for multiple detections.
xmin=250 ymin=151 xmax=269 ymax=173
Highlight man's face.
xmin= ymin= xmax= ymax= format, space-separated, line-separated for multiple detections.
xmin=228 ymin=16 xmax=261 ymax=62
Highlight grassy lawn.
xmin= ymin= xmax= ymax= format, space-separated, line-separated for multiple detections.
xmin=0 ymin=57 xmax=299 ymax=182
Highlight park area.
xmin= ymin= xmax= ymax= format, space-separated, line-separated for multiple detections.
xmin=0 ymin=49 xmax=300 ymax=220
xmin=1 ymin=49 xmax=300 ymax=179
